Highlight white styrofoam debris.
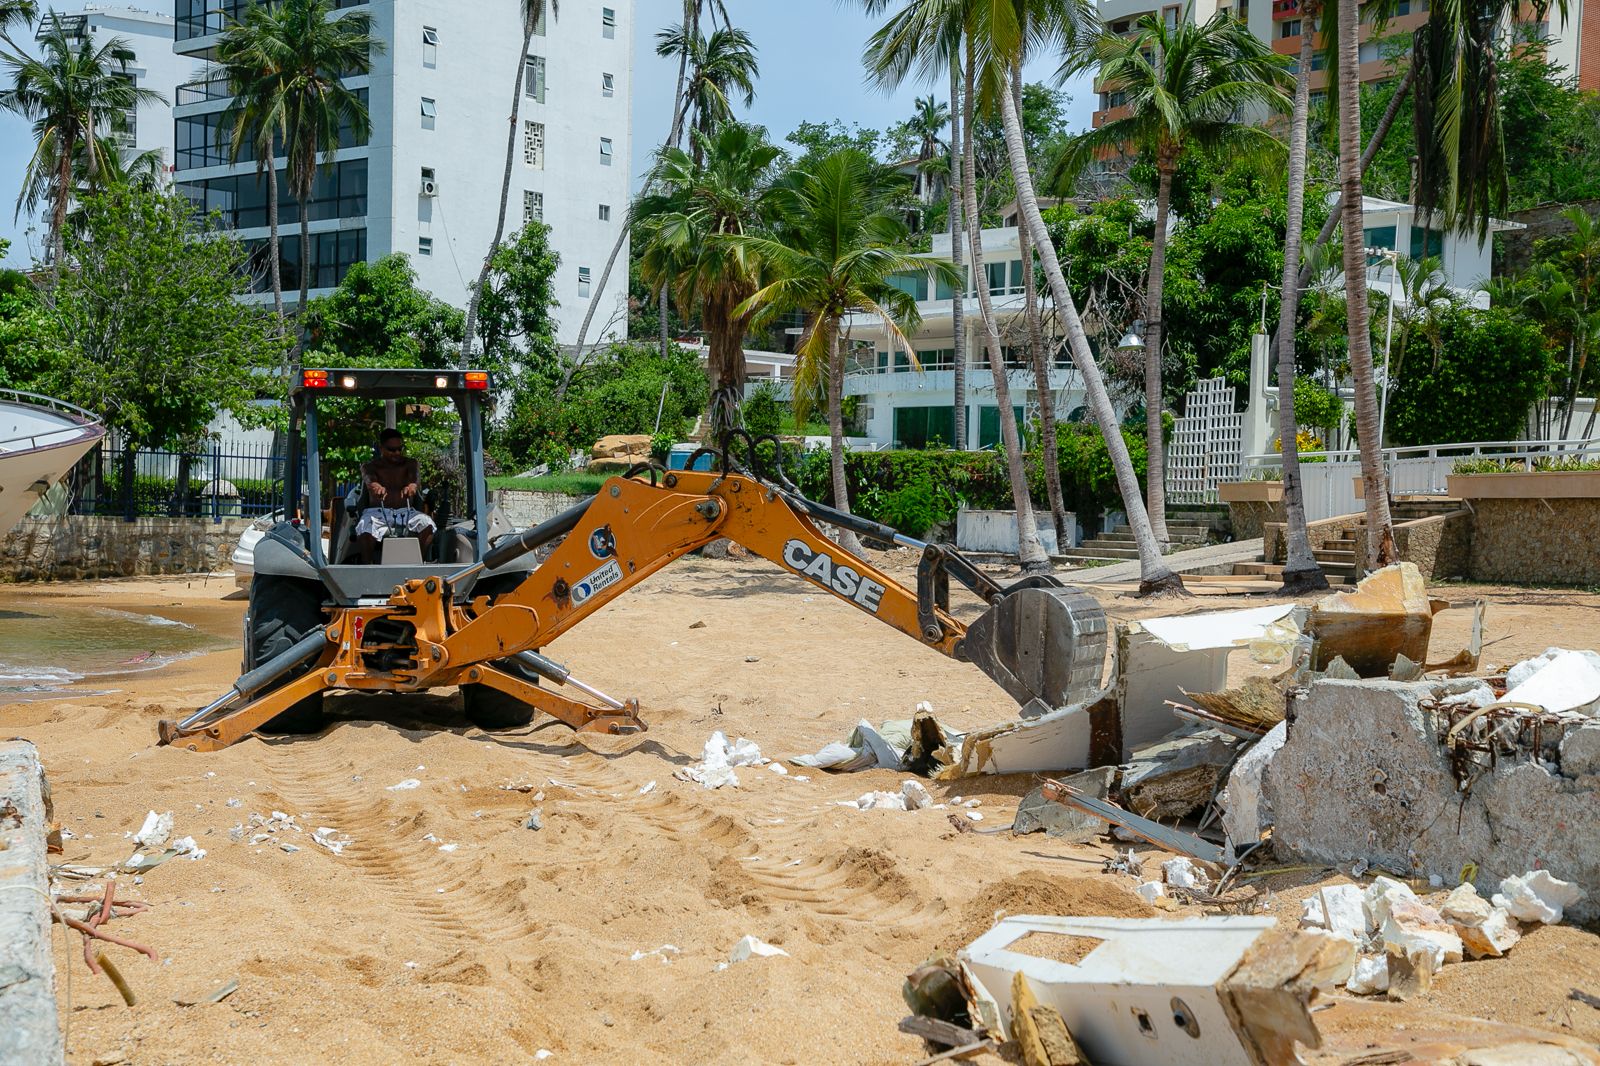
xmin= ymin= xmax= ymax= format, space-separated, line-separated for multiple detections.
xmin=638 ymin=781 xmax=656 ymax=794
xmin=1135 ymin=881 xmax=1166 ymax=904
xmin=535 ymin=1051 xmax=553 ymax=1061
xmin=1300 ymin=884 xmax=1370 ymax=938
xmin=901 ymin=781 xmax=934 ymax=810
xmin=386 ymin=779 xmax=422 ymax=791
xmin=1345 ymin=953 xmax=1390 ymax=995
xmin=1161 ymin=857 xmax=1210 ymax=891
xmin=965 ymin=811 xmax=983 ymax=822
xmin=1492 ymin=870 xmax=1586 ymax=925
xmin=133 ymin=810 xmax=172 ymax=848
xmin=727 ymin=935 xmax=788 ymax=964
xmin=768 ymin=763 xmax=788 ymax=776
xmin=1219 ymin=721 xmax=1286 ymax=848
xmin=310 ymin=827 xmax=349 ymax=856
xmin=629 ymin=945 xmax=680 ymax=964
xmin=840 ymin=780 xmax=935 ymax=812
xmin=1503 ymin=649 xmax=1600 ymax=714
xmin=676 ymin=731 xmax=767 ymax=790
xmin=171 ymin=836 xmax=206 ymax=861
xmin=1438 ymin=683 xmax=1497 ymax=710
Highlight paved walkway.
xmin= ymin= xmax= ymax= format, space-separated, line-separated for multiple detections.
xmin=1067 ymin=537 xmax=1265 ymax=586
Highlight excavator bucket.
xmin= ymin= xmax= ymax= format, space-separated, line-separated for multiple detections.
xmin=961 ymin=585 xmax=1108 ymax=712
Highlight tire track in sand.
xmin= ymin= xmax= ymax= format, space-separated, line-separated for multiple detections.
xmin=547 ymin=748 xmax=944 ymax=928
xmin=265 ymin=744 xmax=544 ymax=946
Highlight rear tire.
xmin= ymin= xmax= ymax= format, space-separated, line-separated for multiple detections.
xmin=247 ymin=575 xmax=327 ymax=735
xmin=462 ymin=658 xmax=539 ymax=730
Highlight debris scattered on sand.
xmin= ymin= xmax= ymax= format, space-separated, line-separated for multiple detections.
xmin=523 ymin=810 xmax=543 ymax=831
xmin=630 ymin=945 xmax=680 ymax=964
xmin=132 ymin=810 xmax=171 ymax=848
xmin=723 ymin=935 xmax=787 ymax=967
xmin=838 ymin=780 xmax=935 ymax=812
xmin=1493 ymin=870 xmax=1586 ymax=925
xmin=386 ymin=778 xmax=422 ymax=792
xmin=310 ymin=826 xmax=350 ymax=856
xmin=675 ymin=731 xmax=767 ymax=790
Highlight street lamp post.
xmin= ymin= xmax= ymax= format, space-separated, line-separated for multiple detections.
xmin=1367 ymin=246 xmax=1401 ymax=450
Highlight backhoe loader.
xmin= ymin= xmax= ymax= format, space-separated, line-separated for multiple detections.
xmin=159 ymin=368 xmax=1108 ymax=752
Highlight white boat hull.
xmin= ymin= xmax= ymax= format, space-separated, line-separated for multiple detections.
xmin=0 ymin=394 xmax=105 ymax=535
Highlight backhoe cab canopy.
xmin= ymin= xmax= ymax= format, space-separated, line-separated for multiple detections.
xmin=292 ymin=367 xmax=491 ymax=403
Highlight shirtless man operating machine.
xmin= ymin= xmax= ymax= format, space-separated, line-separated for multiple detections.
xmin=356 ymin=428 xmax=435 ymax=562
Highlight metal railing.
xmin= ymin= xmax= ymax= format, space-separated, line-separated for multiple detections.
xmin=176 ymin=76 xmax=233 ymax=105
xmin=57 ymin=440 xmax=286 ymax=523
xmin=0 ymin=388 xmax=103 ymax=453
xmin=1242 ymin=438 xmax=1600 ymax=521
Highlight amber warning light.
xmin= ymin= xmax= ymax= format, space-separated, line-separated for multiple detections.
xmin=465 ymin=372 xmax=489 ymax=390
xmin=302 ymin=369 xmax=329 ymax=388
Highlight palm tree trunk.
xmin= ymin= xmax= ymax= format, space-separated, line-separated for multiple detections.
xmin=1274 ymin=24 xmax=1329 ymax=593
xmin=950 ymin=55 xmax=967 ymax=451
xmin=564 ymin=206 xmax=630 ymax=397
xmin=1337 ymin=0 xmax=1396 ymax=570
xmin=667 ymin=0 xmax=693 ymax=147
xmin=1297 ymin=66 xmax=1415 ymax=291
xmin=461 ymin=19 xmax=536 ymax=367
xmin=51 ymin=141 xmax=70 ymax=275
xmin=827 ymin=327 xmax=864 ymax=555
xmin=266 ymin=162 xmax=284 ymax=325
xmin=659 ymin=283 xmax=671 ymax=359
xmin=298 ymin=200 xmax=311 ymax=311
xmin=964 ymin=46 xmax=1048 ymax=573
xmin=1142 ymin=164 xmax=1174 ymax=552
xmin=1013 ymin=66 xmax=1066 ymax=546
xmin=998 ymin=64 xmax=1180 ymax=594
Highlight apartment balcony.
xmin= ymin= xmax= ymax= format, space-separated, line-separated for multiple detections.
xmin=176 ymin=0 xmax=369 ymax=56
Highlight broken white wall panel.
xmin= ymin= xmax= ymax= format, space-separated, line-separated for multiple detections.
xmin=0 ymin=740 xmax=63 ymax=1066
xmin=959 ymin=915 xmax=1292 ymax=1066
xmin=1265 ymin=679 xmax=1600 ymax=921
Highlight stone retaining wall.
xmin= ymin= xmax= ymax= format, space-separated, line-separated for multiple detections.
xmin=1468 ymin=497 xmax=1600 ymax=585
xmin=1393 ymin=510 xmax=1473 ymax=582
xmin=1 ymin=515 xmax=253 ymax=582
xmin=1227 ymin=499 xmax=1283 ymax=542
xmin=493 ymin=490 xmax=589 ymax=530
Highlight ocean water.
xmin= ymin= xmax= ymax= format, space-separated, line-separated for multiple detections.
xmin=0 ymin=605 xmax=227 ymax=700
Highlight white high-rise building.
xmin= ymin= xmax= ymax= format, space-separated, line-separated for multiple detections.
xmin=171 ymin=0 xmax=633 ymax=347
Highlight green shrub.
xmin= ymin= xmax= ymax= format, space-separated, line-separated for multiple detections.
xmin=742 ymin=382 xmax=783 ymax=436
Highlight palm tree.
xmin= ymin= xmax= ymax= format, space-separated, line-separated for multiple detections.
xmin=906 ymin=93 xmax=949 ymax=201
xmin=0 ymin=24 xmax=160 ymax=269
xmin=981 ymin=0 xmax=1185 ymax=593
xmin=655 ymin=25 xmax=758 ymax=165
xmin=218 ymin=6 xmax=289 ymax=321
xmin=728 ymin=149 xmax=959 ymax=554
xmin=949 ymin=55 xmax=967 ymax=450
xmin=1057 ymin=8 xmax=1291 ymax=552
xmin=1270 ymin=2 xmax=1327 ymax=592
xmin=1335 ymin=0 xmax=1394 ymax=569
xmin=460 ymin=0 xmax=557 ymax=368
xmin=0 ymin=1 xmax=35 ymax=48
xmin=219 ymin=0 xmax=377 ymax=327
xmin=574 ymin=1 xmax=731 ymax=364
xmin=634 ymin=123 xmax=782 ymax=432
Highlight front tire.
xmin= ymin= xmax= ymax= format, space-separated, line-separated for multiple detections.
xmin=462 ymin=658 xmax=539 ymax=730
xmin=247 ymin=575 xmax=327 ymax=735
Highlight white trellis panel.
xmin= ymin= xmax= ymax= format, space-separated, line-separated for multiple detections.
xmin=1167 ymin=377 xmax=1243 ymax=504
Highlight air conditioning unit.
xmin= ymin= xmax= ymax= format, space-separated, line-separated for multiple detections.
xmin=420 ymin=176 xmax=439 ymax=198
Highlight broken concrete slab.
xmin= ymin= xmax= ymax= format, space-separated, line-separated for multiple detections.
xmin=1308 ymin=563 xmax=1433 ymax=676
xmin=1120 ymin=728 xmax=1240 ymax=821
xmin=1264 ymin=679 xmax=1600 ymax=921
xmin=0 ymin=740 xmax=62 ymax=1066
xmin=1440 ymin=883 xmax=1521 ymax=959
xmin=1493 ymin=870 xmax=1586 ymax=925
xmin=1561 ymin=721 xmax=1600 ymax=778
xmin=959 ymin=915 xmax=1341 ymax=1066
xmin=1219 ymin=721 xmax=1287 ymax=848
xmin=1013 ymin=768 xmax=1114 ymax=842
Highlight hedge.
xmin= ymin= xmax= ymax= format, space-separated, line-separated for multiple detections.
xmin=793 ymin=424 xmax=1149 ymax=538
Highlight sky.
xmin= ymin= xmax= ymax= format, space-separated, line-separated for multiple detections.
xmin=0 ymin=0 xmax=1097 ymax=265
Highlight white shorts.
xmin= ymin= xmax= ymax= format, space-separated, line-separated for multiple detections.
xmin=355 ymin=507 xmax=435 ymax=540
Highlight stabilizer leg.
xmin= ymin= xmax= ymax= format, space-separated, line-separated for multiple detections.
xmin=158 ymin=670 xmax=334 ymax=752
xmin=470 ymin=664 xmax=646 ymax=735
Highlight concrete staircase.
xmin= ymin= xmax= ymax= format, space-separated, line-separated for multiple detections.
xmin=1225 ymin=497 xmax=1463 ymax=587
xmin=1059 ymin=517 xmax=1213 ymax=565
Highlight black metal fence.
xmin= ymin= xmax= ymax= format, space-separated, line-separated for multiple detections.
xmin=63 ymin=440 xmax=287 ymax=523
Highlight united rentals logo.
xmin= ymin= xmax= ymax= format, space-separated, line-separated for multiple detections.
xmin=780 ymin=539 xmax=886 ymax=613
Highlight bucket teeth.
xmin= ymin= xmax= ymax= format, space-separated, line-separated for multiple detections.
xmin=960 ymin=585 xmax=1108 ymax=712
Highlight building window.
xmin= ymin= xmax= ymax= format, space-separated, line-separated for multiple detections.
xmin=578 ymin=266 xmax=592 ymax=298
xmin=1280 ymin=18 xmax=1300 ymax=36
xmin=418 ymin=236 xmax=433 ymax=256
xmin=602 ymin=7 xmax=616 ymax=38
xmin=420 ymin=97 xmax=436 ymax=130
xmin=602 ymin=72 xmax=615 ymax=97
xmin=524 ymin=121 xmax=544 ymax=169
xmin=1358 ymin=40 xmax=1381 ymax=64
xmin=598 ymin=203 xmax=611 ymax=221
xmin=525 ymin=56 xmax=546 ymax=103
xmin=1409 ymin=228 xmax=1444 ymax=260
xmin=532 ymin=2 xmax=547 ymax=35
xmin=422 ymin=26 xmax=438 ymax=67
xmin=178 ymin=158 xmax=369 ymax=229
xmin=524 ymin=190 xmax=543 ymax=223
xmin=1162 ymin=5 xmax=1179 ymax=28
xmin=599 ymin=137 xmax=613 ymax=166
xmin=244 ymin=228 xmax=367 ymax=295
